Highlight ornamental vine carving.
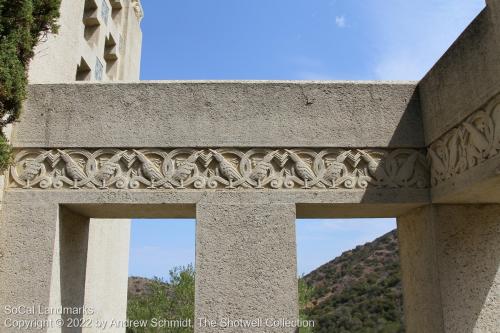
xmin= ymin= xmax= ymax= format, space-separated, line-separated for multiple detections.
xmin=9 ymin=148 xmax=429 ymax=190
xmin=428 ymin=97 xmax=500 ymax=186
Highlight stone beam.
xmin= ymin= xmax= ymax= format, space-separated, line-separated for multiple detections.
xmin=1 ymin=190 xmax=429 ymax=218
xmin=419 ymin=3 xmax=500 ymax=203
xmin=17 ymin=82 xmax=423 ymax=148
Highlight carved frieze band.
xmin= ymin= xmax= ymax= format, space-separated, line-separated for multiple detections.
xmin=8 ymin=148 xmax=429 ymax=190
xmin=428 ymin=96 xmax=500 ymax=186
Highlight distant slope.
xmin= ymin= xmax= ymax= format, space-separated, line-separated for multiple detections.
xmin=128 ymin=276 xmax=153 ymax=298
xmin=303 ymin=230 xmax=404 ymax=333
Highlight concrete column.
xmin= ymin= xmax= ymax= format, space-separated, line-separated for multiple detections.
xmin=0 ymin=200 xmax=59 ymax=332
xmin=57 ymin=208 xmax=90 ymax=333
xmin=83 ymin=219 xmax=131 ymax=333
xmin=195 ymin=201 xmax=298 ymax=333
xmin=397 ymin=205 xmax=500 ymax=333
xmin=0 ymin=201 xmax=90 ymax=333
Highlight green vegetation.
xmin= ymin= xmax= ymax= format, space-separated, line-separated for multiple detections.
xmin=303 ymin=230 xmax=404 ymax=333
xmin=127 ymin=265 xmax=195 ymax=333
xmin=127 ymin=230 xmax=403 ymax=332
xmin=0 ymin=0 xmax=61 ymax=168
xmin=298 ymin=275 xmax=315 ymax=333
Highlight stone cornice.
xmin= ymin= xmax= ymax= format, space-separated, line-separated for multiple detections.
xmin=8 ymin=148 xmax=429 ymax=190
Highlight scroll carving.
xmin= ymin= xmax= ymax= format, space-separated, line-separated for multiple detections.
xmin=428 ymin=97 xmax=500 ymax=186
xmin=9 ymin=148 xmax=429 ymax=190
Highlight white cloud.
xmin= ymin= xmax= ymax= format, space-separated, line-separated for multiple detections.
xmin=335 ymin=15 xmax=346 ymax=28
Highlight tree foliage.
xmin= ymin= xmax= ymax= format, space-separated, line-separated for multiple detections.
xmin=127 ymin=231 xmax=404 ymax=333
xmin=127 ymin=265 xmax=195 ymax=333
xmin=0 ymin=0 xmax=61 ymax=167
xmin=298 ymin=276 xmax=315 ymax=333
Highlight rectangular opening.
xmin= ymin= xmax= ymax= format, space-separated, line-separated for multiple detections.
xmin=48 ymin=205 xmax=197 ymax=332
xmin=50 ymin=203 xmax=405 ymax=333
xmin=127 ymin=218 xmax=196 ymax=331
xmin=296 ymin=218 xmax=403 ymax=332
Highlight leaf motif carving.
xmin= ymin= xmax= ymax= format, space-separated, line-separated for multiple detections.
xmin=9 ymin=148 xmax=429 ymax=190
xmin=428 ymin=96 xmax=500 ymax=186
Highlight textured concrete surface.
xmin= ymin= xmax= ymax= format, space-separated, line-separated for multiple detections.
xmin=398 ymin=205 xmax=500 ymax=333
xmin=16 ymin=82 xmax=424 ymax=148
xmin=397 ymin=207 xmax=445 ymax=333
xmin=58 ymin=208 xmax=90 ymax=333
xmin=195 ymin=201 xmax=297 ymax=333
xmin=3 ymin=3 xmax=500 ymax=330
xmin=2 ymin=189 xmax=430 ymax=216
xmin=435 ymin=205 xmax=500 ymax=333
xmin=26 ymin=4 xmax=142 ymax=333
xmin=83 ymin=219 xmax=130 ymax=333
xmin=0 ymin=189 xmax=426 ymax=332
xmin=419 ymin=3 xmax=498 ymax=144
xmin=0 ymin=200 xmax=59 ymax=331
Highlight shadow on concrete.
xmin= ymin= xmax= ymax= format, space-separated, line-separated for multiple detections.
xmin=59 ymin=207 xmax=89 ymax=333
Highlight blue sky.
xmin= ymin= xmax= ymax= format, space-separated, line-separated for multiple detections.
xmin=128 ymin=218 xmax=398 ymax=278
xmin=129 ymin=0 xmax=485 ymax=278
xmin=138 ymin=0 xmax=484 ymax=80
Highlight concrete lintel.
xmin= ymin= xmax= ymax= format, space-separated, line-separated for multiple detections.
xmin=16 ymin=82 xmax=424 ymax=148
xmin=2 ymin=189 xmax=430 ymax=219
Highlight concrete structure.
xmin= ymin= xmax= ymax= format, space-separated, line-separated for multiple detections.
xmin=0 ymin=1 xmax=499 ymax=333
xmin=29 ymin=0 xmax=143 ymax=82
xmin=19 ymin=1 xmax=142 ymax=332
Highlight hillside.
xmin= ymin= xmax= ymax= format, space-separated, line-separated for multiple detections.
xmin=128 ymin=276 xmax=155 ymax=298
xmin=127 ymin=232 xmax=403 ymax=333
xmin=303 ymin=230 xmax=404 ymax=333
